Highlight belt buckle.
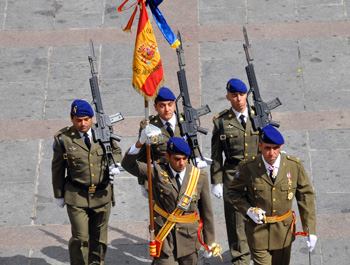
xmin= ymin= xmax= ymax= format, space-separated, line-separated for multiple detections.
xmin=219 ymin=135 xmax=226 ymax=140
xmin=268 ymin=216 xmax=276 ymax=223
xmin=89 ymin=185 xmax=96 ymax=194
xmin=177 ymin=194 xmax=192 ymax=211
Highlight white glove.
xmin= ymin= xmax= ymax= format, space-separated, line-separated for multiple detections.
xmin=141 ymin=186 xmax=149 ymax=199
xmin=55 ymin=198 xmax=65 ymax=208
xmin=211 ymin=183 xmax=223 ymax=199
xmin=109 ymin=164 xmax=120 ymax=175
xmin=139 ymin=128 xmax=147 ymax=144
xmin=247 ymin=207 xmax=266 ymax=224
xmin=203 ymin=246 xmax=212 ymax=258
xmin=195 ymin=157 xmax=208 ymax=169
xmin=306 ymin=234 xmax=317 ymax=252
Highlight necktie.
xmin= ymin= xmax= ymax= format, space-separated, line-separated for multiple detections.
xmin=175 ymin=174 xmax=181 ymax=190
xmin=268 ymin=166 xmax=275 ymax=183
xmin=84 ymin=132 xmax=91 ymax=150
xmin=166 ymin=122 xmax=174 ymax=137
xmin=239 ymin=115 xmax=246 ymax=129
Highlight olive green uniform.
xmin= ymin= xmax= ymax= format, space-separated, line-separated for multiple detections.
xmin=122 ymin=149 xmax=215 ymax=264
xmin=227 ymin=154 xmax=316 ymax=265
xmin=52 ymin=125 xmax=122 ymax=265
xmin=211 ymin=108 xmax=259 ymax=264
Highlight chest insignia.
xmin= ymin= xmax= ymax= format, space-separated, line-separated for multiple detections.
xmin=160 ymin=171 xmax=170 ymax=184
xmin=226 ymin=124 xmax=234 ymax=129
xmin=68 ymin=146 xmax=77 ymax=151
xmin=287 ymin=172 xmax=292 ymax=185
xmin=287 ymin=192 xmax=293 ymax=200
xmin=234 ymin=170 xmax=240 ymax=179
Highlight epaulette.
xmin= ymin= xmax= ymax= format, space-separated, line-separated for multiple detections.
xmin=286 ymin=155 xmax=301 ymax=164
xmin=55 ymin=126 xmax=70 ymax=137
xmin=213 ymin=109 xmax=228 ymax=120
xmin=243 ymin=156 xmax=257 ymax=165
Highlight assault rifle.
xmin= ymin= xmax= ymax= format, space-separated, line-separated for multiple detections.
xmin=243 ymin=26 xmax=281 ymax=131
xmin=175 ymin=31 xmax=211 ymax=166
xmin=88 ymin=39 xmax=123 ymax=171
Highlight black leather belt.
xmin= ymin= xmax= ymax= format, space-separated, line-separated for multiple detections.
xmin=66 ymin=176 xmax=109 ymax=194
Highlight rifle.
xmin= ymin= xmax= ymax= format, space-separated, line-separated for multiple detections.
xmin=243 ymin=26 xmax=281 ymax=131
xmin=175 ymin=31 xmax=211 ymax=166
xmin=88 ymin=39 xmax=124 ymax=205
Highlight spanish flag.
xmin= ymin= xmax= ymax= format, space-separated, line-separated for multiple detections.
xmin=132 ymin=0 xmax=164 ymax=100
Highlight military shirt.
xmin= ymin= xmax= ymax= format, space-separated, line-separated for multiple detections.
xmin=51 ymin=125 xmax=122 ymax=208
xmin=210 ymin=108 xmax=259 ymax=187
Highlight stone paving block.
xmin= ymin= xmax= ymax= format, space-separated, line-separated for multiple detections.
xmin=0 ymin=81 xmax=46 ymax=121
xmin=305 ymin=91 xmax=350 ymax=111
xmin=98 ymin=79 xmax=145 ymax=118
xmin=0 ymin=140 xmax=40 ymax=182
xmin=54 ymin=11 xmax=102 ymax=30
xmin=321 ymin=237 xmax=350 ymax=265
xmin=250 ymin=39 xmax=300 ymax=76
xmin=50 ymin=45 xmax=88 ymax=64
xmin=34 ymin=246 xmax=70 ymax=264
xmin=247 ymin=0 xmax=296 ymax=24
xmin=100 ymin=43 xmax=134 ymax=80
xmin=199 ymin=3 xmax=246 ymax=26
xmin=297 ymin=3 xmax=345 ymax=22
xmin=103 ymin=0 xmax=138 ymax=29
xmin=0 ymin=46 xmax=49 ymax=83
xmin=301 ymin=55 xmax=350 ymax=93
xmin=311 ymin=149 xmax=350 ymax=193
xmin=316 ymin=192 xmax=350 ymax=215
xmin=5 ymin=0 xmax=54 ymax=30
xmin=0 ymin=249 xmax=39 ymax=265
xmin=256 ymin=72 xmax=304 ymax=113
xmin=309 ymin=129 xmax=350 ymax=150
xmin=0 ymin=182 xmax=36 ymax=227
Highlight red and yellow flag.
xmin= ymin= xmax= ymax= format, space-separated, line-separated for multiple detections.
xmin=132 ymin=0 xmax=164 ymax=100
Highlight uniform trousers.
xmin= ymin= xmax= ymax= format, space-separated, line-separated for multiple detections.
xmin=251 ymin=245 xmax=292 ymax=265
xmin=223 ymin=186 xmax=250 ymax=265
xmin=67 ymin=202 xmax=111 ymax=265
xmin=153 ymin=251 xmax=198 ymax=265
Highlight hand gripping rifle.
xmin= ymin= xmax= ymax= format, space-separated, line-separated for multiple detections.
xmin=88 ymin=39 xmax=124 ymax=205
xmin=243 ymin=26 xmax=281 ymax=131
xmin=175 ymin=31 xmax=211 ymax=166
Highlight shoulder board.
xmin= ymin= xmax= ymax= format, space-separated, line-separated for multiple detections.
xmin=55 ymin=126 xmax=70 ymax=137
xmin=213 ymin=109 xmax=228 ymax=120
xmin=243 ymin=156 xmax=257 ymax=165
xmin=286 ymin=155 xmax=301 ymax=164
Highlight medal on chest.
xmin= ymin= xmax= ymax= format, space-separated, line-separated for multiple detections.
xmin=287 ymin=172 xmax=293 ymax=200
xmin=160 ymin=171 xmax=170 ymax=184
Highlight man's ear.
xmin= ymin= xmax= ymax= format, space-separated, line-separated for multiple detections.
xmin=258 ymin=142 xmax=262 ymax=152
xmin=165 ymin=152 xmax=170 ymax=161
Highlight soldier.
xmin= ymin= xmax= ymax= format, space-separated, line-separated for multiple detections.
xmin=51 ymin=99 xmax=122 ymax=265
xmin=227 ymin=125 xmax=317 ymax=265
xmin=137 ymin=86 xmax=207 ymax=197
xmin=122 ymin=136 xmax=217 ymax=264
xmin=210 ymin=78 xmax=259 ymax=264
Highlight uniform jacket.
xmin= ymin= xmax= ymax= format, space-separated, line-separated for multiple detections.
xmin=227 ymin=153 xmax=316 ymax=250
xmin=210 ymin=108 xmax=259 ymax=187
xmin=51 ymin=125 xmax=122 ymax=208
xmin=122 ymin=150 xmax=215 ymax=258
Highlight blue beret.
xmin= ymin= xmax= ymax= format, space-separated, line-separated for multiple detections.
xmin=260 ymin=125 xmax=284 ymax=145
xmin=71 ymin=99 xmax=94 ymax=117
xmin=226 ymin=78 xmax=248 ymax=93
xmin=167 ymin=137 xmax=191 ymax=156
xmin=155 ymin=87 xmax=176 ymax=102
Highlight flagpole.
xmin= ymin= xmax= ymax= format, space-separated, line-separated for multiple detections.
xmin=145 ymin=99 xmax=156 ymax=253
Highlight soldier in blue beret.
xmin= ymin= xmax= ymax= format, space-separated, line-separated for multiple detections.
xmin=227 ymin=125 xmax=317 ymax=265
xmin=211 ymin=78 xmax=260 ymax=265
xmin=137 ymin=87 xmax=206 ymax=199
xmin=122 ymin=136 xmax=217 ymax=264
xmin=52 ymin=99 xmax=122 ymax=265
